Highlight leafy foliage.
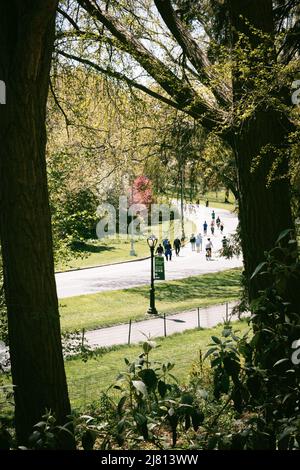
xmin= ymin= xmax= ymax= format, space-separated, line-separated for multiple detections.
xmin=204 ymin=230 xmax=300 ymax=449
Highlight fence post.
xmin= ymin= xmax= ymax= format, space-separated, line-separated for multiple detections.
xmin=164 ymin=313 xmax=167 ymax=337
xmin=197 ymin=307 xmax=200 ymax=329
xmin=128 ymin=319 xmax=132 ymax=345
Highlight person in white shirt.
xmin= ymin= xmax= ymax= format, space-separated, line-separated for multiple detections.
xmin=196 ymin=234 xmax=203 ymax=252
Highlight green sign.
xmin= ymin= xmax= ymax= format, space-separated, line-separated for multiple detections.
xmin=155 ymin=256 xmax=165 ymax=280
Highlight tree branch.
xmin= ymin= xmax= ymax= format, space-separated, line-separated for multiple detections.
xmin=57 ymin=7 xmax=80 ymax=31
xmin=56 ymin=49 xmax=198 ymax=116
xmin=74 ymin=0 xmax=223 ymax=130
xmin=153 ymin=0 xmax=231 ymax=107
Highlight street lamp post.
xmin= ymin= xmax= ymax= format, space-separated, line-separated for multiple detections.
xmin=147 ymin=235 xmax=158 ymax=315
xmin=129 ymin=181 xmax=136 ymax=256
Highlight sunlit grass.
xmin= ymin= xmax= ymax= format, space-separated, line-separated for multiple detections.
xmin=59 ymin=268 xmax=242 ymax=332
xmin=66 ymin=319 xmax=250 ymax=409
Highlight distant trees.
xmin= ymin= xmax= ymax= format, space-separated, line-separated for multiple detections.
xmin=0 ymin=2 xmax=74 ymax=447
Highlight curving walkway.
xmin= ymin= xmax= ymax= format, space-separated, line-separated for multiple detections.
xmin=56 ymin=203 xmax=242 ymax=298
xmin=85 ymin=301 xmax=247 ymax=349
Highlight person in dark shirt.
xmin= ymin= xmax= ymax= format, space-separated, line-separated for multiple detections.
xmin=165 ymin=242 xmax=172 ymax=261
xmin=156 ymin=244 xmax=164 ymax=256
xmin=173 ymin=237 xmax=181 ymax=256
xmin=190 ymin=234 xmax=196 ymax=251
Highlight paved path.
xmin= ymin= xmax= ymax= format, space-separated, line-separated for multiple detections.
xmin=86 ymin=301 xmax=245 ymax=348
xmin=56 ymin=203 xmax=242 ymax=298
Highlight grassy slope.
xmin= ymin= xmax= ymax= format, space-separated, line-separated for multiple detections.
xmin=196 ymin=190 xmax=236 ymax=212
xmin=56 ymin=239 xmax=150 ymax=271
xmin=59 ymin=268 xmax=242 ymax=332
xmin=66 ymin=319 xmax=250 ymax=409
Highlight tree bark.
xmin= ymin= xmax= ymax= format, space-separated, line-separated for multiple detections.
xmin=0 ymin=1 xmax=74 ymax=448
xmin=228 ymin=0 xmax=295 ymax=300
xmin=233 ymin=111 xmax=293 ymax=300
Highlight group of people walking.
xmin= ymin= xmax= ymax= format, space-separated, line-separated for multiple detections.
xmin=189 ymin=233 xmax=213 ymax=259
xmin=203 ymin=211 xmax=224 ymax=237
xmin=189 ymin=210 xmax=227 ymax=260
xmin=155 ymin=209 xmax=227 ymax=262
xmin=156 ymin=237 xmax=182 ymax=261
xmin=189 ymin=233 xmax=203 ymax=252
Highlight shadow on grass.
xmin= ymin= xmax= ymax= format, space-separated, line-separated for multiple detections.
xmin=70 ymin=241 xmax=116 ymax=254
xmin=128 ymin=270 xmax=241 ymax=303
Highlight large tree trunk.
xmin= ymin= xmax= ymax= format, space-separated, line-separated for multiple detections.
xmin=229 ymin=0 xmax=295 ymax=301
xmin=233 ymin=111 xmax=293 ymax=300
xmin=0 ymin=2 xmax=74 ymax=448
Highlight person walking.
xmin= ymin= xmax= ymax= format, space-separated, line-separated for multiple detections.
xmin=196 ymin=233 xmax=202 ymax=252
xmin=205 ymin=238 xmax=213 ymax=260
xmin=162 ymin=238 xmax=169 ymax=250
xmin=206 ymin=200 xmax=209 ymax=207
xmin=216 ymin=216 xmax=221 ymax=229
xmin=190 ymin=234 xmax=196 ymax=251
xmin=203 ymin=221 xmax=208 ymax=236
xmin=222 ymin=236 xmax=228 ymax=249
xmin=173 ymin=237 xmax=181 ymax=256
xmin=211 ymin=210 xmax=215 ymax=221
xmin=211 ymin=221 xmax=215 ymax=236
xmin=165 ymin=242 xmax=172 ymax=261
xmin=220 ymin=222 xmax=224 ymax=234
xmin=156 ymin=243 xmax=164 ymax=257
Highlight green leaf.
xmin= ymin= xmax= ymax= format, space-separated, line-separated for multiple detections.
xmin=211 ymin=336 xmax=222 ymax=344
xmin=211 ymin=357 xmax=221 ymax=368
xmin=143 ymin=341 xmax=156 ymax=353
xmin=191 ymin=409 xmax=205 ymax=431
xmin=278 ymin=426 xmax=297 ymax=441
xmin=134 ymin=412 xmax=147 ymax=427
xmin=250 ymin=262 xmax=267 ymax=280
xmin=275 ymin=229 xmax=292 ymax=245
xmin=222 ymin=328 xmax=232 ymax=338
xmin=138 ymin=369 xmax=158 ymax=391
xmin=223 ymin=356 xmax=240 ymax=378
xmin=203 ymin=347 xmax=218 ymax=360
xmin=158 ymin=380 xmax=167 ymax=398
xmin=117 ymin=396 xmax=126 ymax=415
xmin=273 ymin=358 xmax=289 ymax=367
xmin=132 ymin=380 xmax=147 ymax=397
xmin=181 ymin=393 xmax=193 ymax=405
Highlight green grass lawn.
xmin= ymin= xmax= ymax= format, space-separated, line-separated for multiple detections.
xmin=55 ymin=218 xmax=195 ymax=272
xmin=164 ymin=189 xmax=236 ymax=212
xmin=56 ymin=239 xmax=150 ymax=272
xmin=197 ymin=190 xmax=236 ymax=212
xmin=66 ymin=319 xmax=250 ymax=409
xmin=59 ymin=268 xmax=242 ymax=332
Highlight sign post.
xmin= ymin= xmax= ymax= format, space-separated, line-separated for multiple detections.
xmin=154 ymin=256 xmax=165 ymax=281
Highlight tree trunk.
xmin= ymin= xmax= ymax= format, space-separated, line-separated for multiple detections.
xmin=0 ymin=2 xmax=74 ymax=448
xmin=228 ymin=0 xmax=295 ymax=301
xmin=233 ymin=111 xmax=293 ymax=300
